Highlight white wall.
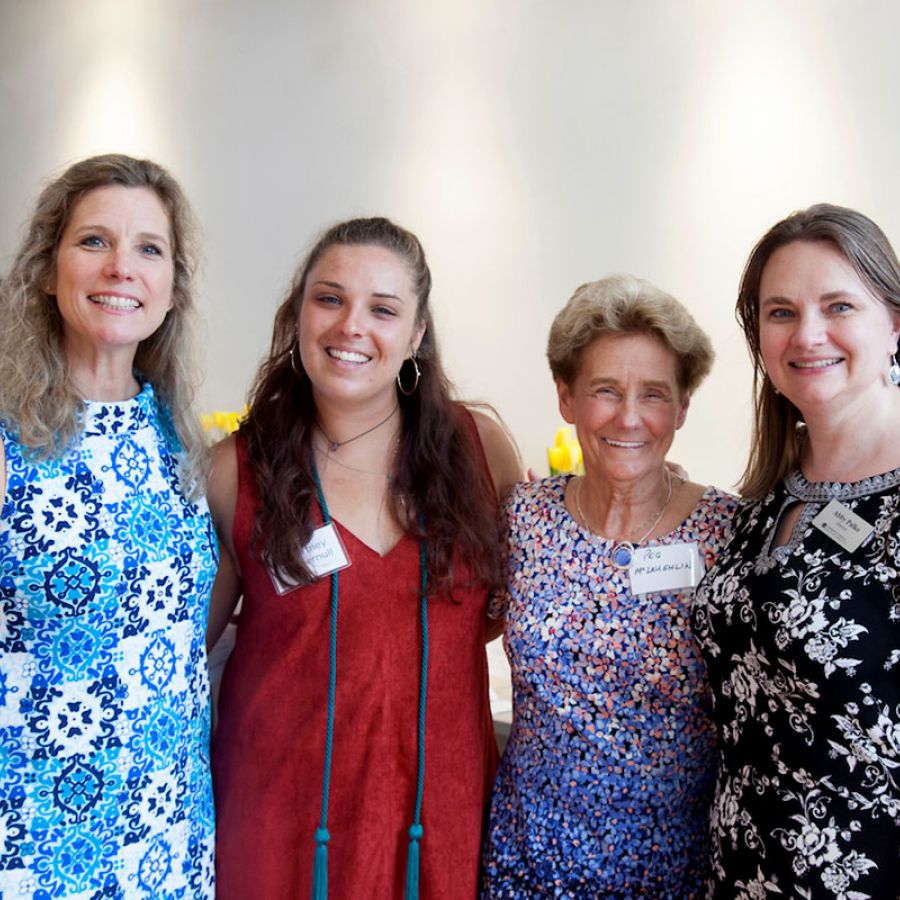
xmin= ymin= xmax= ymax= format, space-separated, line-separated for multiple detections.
xmin=3 ymin=0 xmax=899 ymax=490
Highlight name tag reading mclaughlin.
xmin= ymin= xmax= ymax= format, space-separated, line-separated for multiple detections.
xmin=268 ymin=523 xmax=351 ymax=595
xmin=629 ymin=542 xmax=704 ymax=596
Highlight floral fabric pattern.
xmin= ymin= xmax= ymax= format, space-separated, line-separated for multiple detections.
xmin=692 ymin=469 xmax=900 ymax=899
xmin=482 ymin=476 xmax=737 ymax=898
xmin=0 ymin=383 xmax=217 ymax=898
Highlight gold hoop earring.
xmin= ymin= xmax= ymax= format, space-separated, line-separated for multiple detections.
xmin=397 ymin=353 xmax=421 ymax=396
xmin=290 ymin=345 xmax=303 ymax=378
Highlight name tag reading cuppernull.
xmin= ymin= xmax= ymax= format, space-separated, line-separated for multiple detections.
xmin=812 ymin=499 xmax=874 ymax=553
xmin=268 ymin=523 xmax=351 ymax=596
xmin=628 ymin=542 xmax=704 ymax=596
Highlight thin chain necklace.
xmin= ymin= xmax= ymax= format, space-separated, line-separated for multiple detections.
xmin=317 ymin=402 xmax=398 ymax=452
xmin=313 ymin=436 xmax=398 ymax=477
xmin=575 ymin=468 xmax=673 ymax=569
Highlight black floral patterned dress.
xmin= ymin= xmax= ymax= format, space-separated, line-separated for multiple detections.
xmin=692 ymin=469 xmax=900 ymax=899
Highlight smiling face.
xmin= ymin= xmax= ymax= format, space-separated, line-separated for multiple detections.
xmin=297 ymin=243 xmax=426 ymax=412
xmin=557 ymin=331 xmax=689 ymax=486
xmin=51 ymin=185 xmax=175 ymax=370
xmin=758 ymin=239 xmax=900 ymax=422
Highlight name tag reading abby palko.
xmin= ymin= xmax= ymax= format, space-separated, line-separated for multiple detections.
xmin=268 ymin=523 xmax=351 ymax=595
xmin=628 ymin=542 xmax=704 ymax=596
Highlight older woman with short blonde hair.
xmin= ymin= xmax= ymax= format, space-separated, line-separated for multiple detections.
xmin=482 ymin=275 xmax=737 ymax=897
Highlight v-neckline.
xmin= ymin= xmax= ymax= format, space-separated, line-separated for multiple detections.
xmin=327 ymin=515 xmax=412 ymax=560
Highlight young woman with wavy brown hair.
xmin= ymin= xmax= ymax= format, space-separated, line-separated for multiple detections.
xmin=208 ymin=217 xmax=520 ymax=899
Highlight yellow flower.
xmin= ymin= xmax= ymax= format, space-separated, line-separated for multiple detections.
xmin=201 ymin=406 xmax=247 ymax=441
xmin=547 ymin=426 xmax=583 ymax=475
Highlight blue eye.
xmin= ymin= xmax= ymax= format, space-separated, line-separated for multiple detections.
xmin=317 ymin=294 xmax=341 ymax=306
xmin=140 ymin=243 xmax=163 ymax=257
xmin=768 ymin=307 xmax=793 ymax=319
xmin=372 ymin=305 xmax=397 ymax=317
xmin=79 ymin=235 xmax=106 ymax=249
xmin=829 ymin=301 xmax=852 ymax=314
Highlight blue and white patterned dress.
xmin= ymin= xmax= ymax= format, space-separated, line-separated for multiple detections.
xmin=482 ymin=477 xmax=737 ymax=898
xmin=0 ymin=383 xmax=216 ymax=898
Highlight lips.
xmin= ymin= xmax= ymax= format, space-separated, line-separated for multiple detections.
xmin=327 ymin=347 xmax=371 ymax=364
xmin=789 ymin=357 xmax=843 ymax=370
xmin=88 ymin=293 xmax=140 ymax=310
xmin=604 ymin=438 xmax=646 ymax=449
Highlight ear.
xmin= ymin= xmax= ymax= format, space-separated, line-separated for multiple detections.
xmin=675 ymin=393 xmax=691 ymax=430
xmin=410 ymin=320 xmax=426 ymax=356
xmin=555 ymin=378 xmax=576 ymax=425
xmin=888 ymin=310 xmax=900 ymax=357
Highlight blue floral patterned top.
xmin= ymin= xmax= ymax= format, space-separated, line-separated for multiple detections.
xmin=0 ymin=383 xmax=216 ymax=898
xmin=482 ymin=476 xmax=737 ymax=898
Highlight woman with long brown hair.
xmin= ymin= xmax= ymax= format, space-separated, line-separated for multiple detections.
xmin=208 ymin=217 xmax=520 ymax=898
xmin=693 ymin=204 xmax=900 ymax=898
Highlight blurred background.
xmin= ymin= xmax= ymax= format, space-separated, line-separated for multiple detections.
xmin=2 ymin=0 xmax=899 ymax=490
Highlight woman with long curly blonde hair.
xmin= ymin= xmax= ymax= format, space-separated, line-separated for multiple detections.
xmin=0 ymin=154 xmax=216 ymax=897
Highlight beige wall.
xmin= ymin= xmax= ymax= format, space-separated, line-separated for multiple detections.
xmin=3 ymin=0 xmax=899 ymax=490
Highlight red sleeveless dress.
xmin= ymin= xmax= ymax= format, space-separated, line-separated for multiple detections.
xmin=212 ymin=423 xmax=498 ymax=899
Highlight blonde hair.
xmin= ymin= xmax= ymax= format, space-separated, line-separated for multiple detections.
xmin=0 ymin=153 xmax=207 ymax=495
xmin=547 ymin=274 xmax=714 ymax=393
xmin=736 ymin=203 xmax=900 ymax=499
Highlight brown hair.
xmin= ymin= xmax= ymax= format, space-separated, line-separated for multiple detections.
xmin=547 ymin=274 xmax=714 ymax=393
xmin=240 ymin=217 xmax=501 ymax=593
xmin=736 ymin=203 xmax=900 ymax=498
xmin=0 ymin=153 xmax=206 ymax=492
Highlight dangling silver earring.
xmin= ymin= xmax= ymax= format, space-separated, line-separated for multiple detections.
xmin=889 ymin=354 xmax=900 ymax=386
xmin=290 ymin=345 xmax=303 ymax=378
xmin=397 ymin=352 xmax=421 ymax=396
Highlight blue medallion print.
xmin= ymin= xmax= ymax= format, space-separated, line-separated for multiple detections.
xmin=0 ymin=383 xmax=216 ymax=897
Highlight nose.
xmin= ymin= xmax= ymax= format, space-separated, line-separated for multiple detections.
xmin=789 ymin=309 xmax=826 ymax=349
xmin=103 ymin=248 xmax=134 ymax=281
xmin=616 ymin=396 xmax=641 ymax=428
xmin=337 ymin=303 xmax=364 ymax=336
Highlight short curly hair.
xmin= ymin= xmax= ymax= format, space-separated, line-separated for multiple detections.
xmin=547 ymin=274 xmax=714 ymax=394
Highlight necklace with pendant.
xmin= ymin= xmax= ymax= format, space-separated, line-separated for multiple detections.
xmin=317 ymin=402 xmax=399 ymax=452
xmin=575 ymin=468 xmax=673 ymax=569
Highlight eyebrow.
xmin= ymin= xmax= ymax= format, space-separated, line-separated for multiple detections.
xmin=311 ymin=279 xmax=405 ymax=302
xmin=586 ymin=376 xmax=673 ymax=391
xmin=70 ymin=223 xmax=171 ymax=249
xmin=760 ymin=289 xmax=860 ymax=306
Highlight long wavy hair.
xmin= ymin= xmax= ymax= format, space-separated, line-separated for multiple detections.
xmin=736 ymin=203 xmax=900 ymax=498
xmin=0 ymin=153 xmax=206 ymax=494
xmin=241 ymin=217 xmax=502 ymax=595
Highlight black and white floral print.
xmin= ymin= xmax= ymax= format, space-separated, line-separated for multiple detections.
xmin=693 ymin=469 xmax=900 ymax=900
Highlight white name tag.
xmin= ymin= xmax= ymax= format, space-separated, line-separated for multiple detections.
xmin=268 ymin=523 xmax=351 ymax=595
xmin=629 ymin=542 xmax=704 ymax=596
xmin=812 ymin=499 xmax=873 ymax=553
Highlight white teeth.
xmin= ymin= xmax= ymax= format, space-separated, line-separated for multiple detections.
xmin=792 ymin=358 xmax=841 ymax=369
xmin=89 ymin=294 xmax=139 ymax=310
xmin=328 ymin=348 xmax=370 ymax=364
xmin=606 ymin=439 xmax=644 ymax=448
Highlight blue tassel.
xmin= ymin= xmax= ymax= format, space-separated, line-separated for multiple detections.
xmin=312 ymin=827 xmax=329 ymax=900
xmin=404 ymin=823 xmax=423 ymax=900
